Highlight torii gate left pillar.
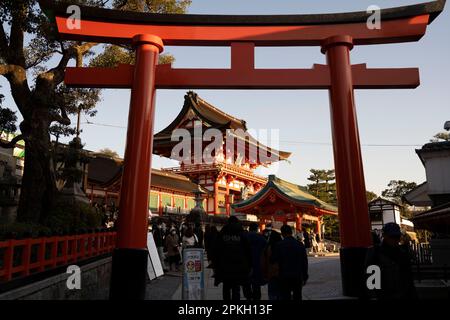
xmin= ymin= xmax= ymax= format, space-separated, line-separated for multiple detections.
xmin=109 ymin=34 xmax=163 ymax=300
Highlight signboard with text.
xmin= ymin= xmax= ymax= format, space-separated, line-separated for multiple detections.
xmin=182 ymin=248 xmax=205 ymax=300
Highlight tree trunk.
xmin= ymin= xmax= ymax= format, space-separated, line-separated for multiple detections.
xmin=16 ymin=109 xmax=56 ymax=224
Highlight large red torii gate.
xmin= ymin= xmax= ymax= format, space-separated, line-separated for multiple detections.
xmin=40 ymin=0 xmax=445 ymax=299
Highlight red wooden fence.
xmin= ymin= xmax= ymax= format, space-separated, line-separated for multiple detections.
xmin=0 ymin=231 xmax=116 ymax=283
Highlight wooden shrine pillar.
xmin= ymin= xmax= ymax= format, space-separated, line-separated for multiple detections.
xmin=321 ymin=35 xmax=372 ymax=297
xmin=295 ymin=214 xmax=303 ymax=232
xmin=110 ymin=34 xmax=163 ymax=300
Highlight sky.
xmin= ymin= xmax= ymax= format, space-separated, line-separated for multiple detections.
xmin=1 ymin=0 xmax=450 ymax=195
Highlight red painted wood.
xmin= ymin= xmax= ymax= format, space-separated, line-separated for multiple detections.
xmin=54 ymin=15 xmax=429 ymax=46
xmin=322 ymin=35 xmax=372 ymax=248
xmin=0 ymin=232 xmax=116 ymax=283
xmin=65 ymin=63 xmax=419 ymax=90
xmin=116 ymin=34 xmax=163 ymax=249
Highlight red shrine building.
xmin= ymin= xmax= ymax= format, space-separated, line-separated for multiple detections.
xmin=153 ymin=91 xmax=291 ymax=217
xmin=85 ymin=91 xmax=336 ymax=232
xmin=233 ymin=175 xmax=337 ymax=235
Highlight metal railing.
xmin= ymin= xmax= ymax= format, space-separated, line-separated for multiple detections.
xmin=409 ymin=242 xmax=450 ymax=282
xmin=410 ymin=242 xmax=432 ymax=265
xmin=0 ymin=231 xmax=116 ymax=283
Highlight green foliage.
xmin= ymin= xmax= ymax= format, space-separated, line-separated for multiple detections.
xmin=381 ymin=180 xmax=417 ymax=204
xmin=430 ymin=132 xmax=450 ymax=142
xmin=0 ymin=201 xmax=105 ymax=239
xmin=91 ymin=0 xmax=191 ymax=68
xmin=0 ymin=91 xmax=17 ymax=135
xmin=43 ymin=200 xmax=104 ymax=232
xmin=306 ymin=168 xmax=339 ymax=240
xmin=0 ymin=222 xmax=52 ymax=240
xmin=97 ymin=148 xmax=120 ymax=159
xmin=306 ymin=169 xmax=336 ymax=205
xmin=322 ymin=215 xmax=340 ymax=242
xmin=112 ymin=0 xmax=192 ymax=13
xmin=89 ymin=45 xmax=135 ymax=68
xmin=366 ymin=190 xmax=378 ymax=202
xmin=49 ymin=123 xmax=77 ymax=142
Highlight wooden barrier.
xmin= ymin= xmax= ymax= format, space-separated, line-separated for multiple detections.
xmin=0 ymin=232 xmax=116 ymax=283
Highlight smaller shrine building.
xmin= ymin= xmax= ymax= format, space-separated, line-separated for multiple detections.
xmin=232 ymin=175 xmax=337 ymax=236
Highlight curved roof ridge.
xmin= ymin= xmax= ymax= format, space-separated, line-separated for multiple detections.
xmin=234 ymin=174 xmax=337 ymax=213
xmin=40 ymin=0 xmax=445 ymax=26
xmin=188 ymin=91 xmax=247 ymax=130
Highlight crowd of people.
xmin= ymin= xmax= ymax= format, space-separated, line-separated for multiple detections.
xmin=152 ymin=219 xmax=205 ymax=272
xmin=152 ymin=217 xmax=309 ymax=301
xmin=151 ymin=217 xmax=416 ymax=301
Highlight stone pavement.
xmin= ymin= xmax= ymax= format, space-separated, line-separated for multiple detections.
xmin=146 ymin=256 xmax=347 ymax=300
xmin=303 ymin=256 xmax=346 ymax=299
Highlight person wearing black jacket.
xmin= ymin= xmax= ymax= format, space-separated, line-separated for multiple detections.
xmin=261 ymin=224 xmax=283 ymax=300
xmin=271 ymin=225 xmax=308 ymax=301
xmin=205 ymin=225 xmax=219 ymax=266
xmin=213 ymin=216 xmax=252 ymax=301
xmin=365 ymin=222 xmax=417 ymax=300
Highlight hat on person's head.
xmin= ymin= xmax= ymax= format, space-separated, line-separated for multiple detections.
xmin=382 ymin=222 xmax=402 ymax=238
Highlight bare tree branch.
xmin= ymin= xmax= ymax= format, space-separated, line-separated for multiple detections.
xmin=42 ymin=42 xmax=98 ymax=87
xmin=1 ymin=63 xmax=32 ymax=114
xmin=0 ymin=24 xmax=9 ymax=60
xmin=0 ymin=134 xmax=24 ymax=149
xmin=51 ymin=105 xmax=71 ymax=126
xmin=26 ymin=50 xmax=59 ymax=70
xmin=75 ymin=42 xmax=98 ymax=56
xmin=0 ymin=64 xmax=13 ymax=76
xmin=9 ymin=4 xmax=26 ymax=67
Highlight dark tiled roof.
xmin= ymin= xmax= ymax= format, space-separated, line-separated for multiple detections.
xmin=368 ymin=197 xmax=402 ymax=208
xmin=416 ymin=141 xmax=450 ymax=164
xmin=418 ymin=141 xmax=450 ymax=151
xmin=87 ymin=155 xmax=122 ymax=185
xmin=412 ymin=202 xmax=450 ymax=221
xmin=151 ymin=169 xmax=208 ymax=194
xmin=153 ymin=91 xmax=291 ymax=162
xmin=87 ymin=155 xmax=206 ymax=194
xmin=155 ymin=91 xmax=246 ymax=137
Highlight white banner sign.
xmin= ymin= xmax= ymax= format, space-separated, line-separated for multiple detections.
xmin=182 ymin=248 xmax=205 ymax=300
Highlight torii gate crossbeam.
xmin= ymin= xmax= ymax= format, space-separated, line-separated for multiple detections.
xmin=40 ymin=0 xmax=445 ymax=299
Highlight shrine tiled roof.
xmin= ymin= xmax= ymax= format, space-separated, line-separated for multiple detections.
xmin=87 ymin=155 xmax=206 ymax=194
xmin=155 ymin=91 xmax=247 ymax=136
xmin=153 ymin=91 xmax=291 ymax=162
xmin=232 ymin=175 xmax=337 ymax=214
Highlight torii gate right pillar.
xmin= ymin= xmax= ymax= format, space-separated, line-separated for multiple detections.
xmin=321 ymin=35 xmax=373 ymax=297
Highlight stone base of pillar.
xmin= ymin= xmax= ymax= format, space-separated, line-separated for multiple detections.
xmin=339 ymin=247 xmax=370 ymax=297
xmin=110 ymin=248 xmax=148 ymax=300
